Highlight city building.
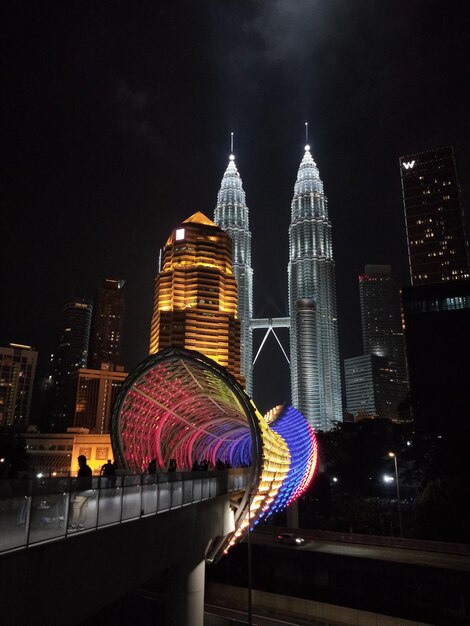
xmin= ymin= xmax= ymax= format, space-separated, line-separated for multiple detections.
xmin=360 ymin=265 xmax=406 ymax=362
xmin=149 ymin=211 xmax=242 ymax=383
xmin=214 ymin=152 xmax=254 ymax=395
xmin=88 ymin=278 xmax=126 ymax=370
xmin=50 ymin=298 xmax=93 ymax=431
xmin=400 ymin=146 xmax=470 ymax=286
xmin=288 ymin=145 xmax=342 ymax=431
xmin=402 ymin=278 xmax=470 ymax=436
xmin=25 ymin=429 xmax=112 ymax=476
xmin=344 ymin=354 xmax=403 ymax=421
xmin=71 ymin=365 xmax=128 ymax=434
xmin=358 ymin=264 xmax=409 ymax=418
xmin=0 ymin=343 xmax=38 ymax=428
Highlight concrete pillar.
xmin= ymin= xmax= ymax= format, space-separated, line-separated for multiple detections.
xmin=166 ymin=558 xmax=205 ymax=626
xmin=287 ymin=500 xmax=299 ymax=529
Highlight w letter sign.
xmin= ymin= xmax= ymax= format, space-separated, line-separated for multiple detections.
xmin=402 ymin=160 xmax=415 ymax=170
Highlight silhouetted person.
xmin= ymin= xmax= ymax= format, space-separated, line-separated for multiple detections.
xmin=68 ymin=454 xmax=92 ymax=530
xmin=168 ymin=459 xmax=177 ymax=472
xmin=100 ymin=459 xmax=116 ymax=488
xmin=148 ymin=459 xmax=157 ymax=475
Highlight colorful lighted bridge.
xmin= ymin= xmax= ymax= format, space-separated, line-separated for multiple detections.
xmin=111 ymin=347 xmax=318 ymax=560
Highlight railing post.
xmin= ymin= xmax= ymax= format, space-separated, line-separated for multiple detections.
xmin=119 ymin=474 xmax=125 ymax=522
xmin=156 ymin=472 xmax=160 ymax=513
xmin=95 ymin=477 xmax=101 ymax=530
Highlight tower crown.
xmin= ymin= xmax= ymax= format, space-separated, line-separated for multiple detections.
xmin=215 ymin=154 xmax=248 ymax=230
xmin=294 ymin=145 xmax=324 ymax=197
xmin=182 ymin=211 xmax=216 ymax=226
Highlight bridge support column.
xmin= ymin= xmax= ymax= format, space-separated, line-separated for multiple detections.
xmin=287 ymin=500 xmax=299 ymax=529
xmin=166 ymin=557 xmax=205 ymax=626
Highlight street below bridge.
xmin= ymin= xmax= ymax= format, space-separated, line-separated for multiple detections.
xmin=205 ymin=526 xmax=470 ymax=625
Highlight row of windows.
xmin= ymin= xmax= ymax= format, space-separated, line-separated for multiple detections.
xmin=27 ymin=444 xmax=73 ymax=451
xmin=406 ymin=295 xmax=470 ymax=313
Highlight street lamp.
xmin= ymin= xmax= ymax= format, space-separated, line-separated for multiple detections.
xmin=388 ymin=452 xmax=403 ymax=537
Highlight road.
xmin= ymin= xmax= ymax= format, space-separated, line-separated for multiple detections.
xmin=205 ymin=601 xmax=331 ymax=625
xmin=250 ymin=528 xmax=470 ymax=572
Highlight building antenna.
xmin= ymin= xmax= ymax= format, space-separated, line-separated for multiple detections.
xmin=231 ymin=131 xmax=234 ymax=154
xmin=305 ymin=122 xmax=309 ymax=145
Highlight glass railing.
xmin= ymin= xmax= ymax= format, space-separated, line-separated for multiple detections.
xmin=0 ymin=469 xmax=249 ymax=555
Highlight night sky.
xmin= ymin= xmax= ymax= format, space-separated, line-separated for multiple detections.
xmin=3 ymin=1 xmax=470 ymax=414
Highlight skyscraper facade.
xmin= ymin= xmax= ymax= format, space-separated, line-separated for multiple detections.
xmin=400 ymin=145 xmax=470 ymax=286
xmin=402 ymin=278 xmax=470 ymax=436
xmin=359 ymin=265 xmax=409 ymax=415
xmin=344 ymin=354 xmax=403 ymax=421
xmin=51 ymin=298 xmax=92 ymax=431
xmin=288 ymin=145 xmax=342 ymax=431
xmin=88 ymin=278 xmax=126 ymax=370
xmin=359 ymin=265 xmax=405 ymax=360
xmin=72 ymin=365 xmax=128 ymax=433
xmin=214 ymin=153 xmax=254 ymax=395
xmin=149 ymin=211 xmax=242 ymax=383
xmin=0 ymin=343 xmax=38 ymax=428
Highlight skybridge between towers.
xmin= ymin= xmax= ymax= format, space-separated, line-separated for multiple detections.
xmin=250 ymin=317 xmax=291 ymax=367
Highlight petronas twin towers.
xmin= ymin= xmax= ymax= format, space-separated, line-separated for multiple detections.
xmin=214 ymin=143 xmax=342 ymax=432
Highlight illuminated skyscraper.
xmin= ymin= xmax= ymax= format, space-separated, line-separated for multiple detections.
xmin=400 ymin=146 xmax=470 ymax=285
xmin=149 ymin=211 xmax=242 ymax=383
xmin=89 ymin=278 xmax=125 ymax=370
xmin=288 ymin=145 xmax=342 ymax=430
xmin=214 ymin=153 xmax=253 ymax=395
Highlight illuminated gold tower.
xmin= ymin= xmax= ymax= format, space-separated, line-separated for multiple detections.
xmin=149 ymin=211 xmax=242 ymax=383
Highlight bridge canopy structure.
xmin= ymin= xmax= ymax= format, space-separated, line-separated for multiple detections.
xmin=111 ymin=347 xmax=317 ymax=560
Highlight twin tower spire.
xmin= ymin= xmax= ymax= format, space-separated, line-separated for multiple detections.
xmin=214 ymin=138 xmax=342 ymax=432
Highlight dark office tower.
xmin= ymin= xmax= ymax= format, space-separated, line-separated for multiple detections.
xmin=0 ymin=343 xmax=38 ymax=428
xmin=344 ymin=354 xmax=403 ymax=421
xmin=359 ymin=264 xmax=409 ymax=400
xmin=400 ymin=146 xmax=470 ymax=286
xmin=51 ymin=298 xmax=92 ymax=431
xmin=359 ymin=265 xmax=403 ymax=358
xmin=402 ymin=278 xmax=470 ymax=437
xmin=214 ymin=152 xmax=254 ymax=395
xmin=89 ymin=279 xmax=126 ymax=370
xmin=288 ymin=145 xmax=342 ymax=431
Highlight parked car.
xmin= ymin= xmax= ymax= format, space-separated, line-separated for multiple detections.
xmin=277 ymin=532 xmax=305 ymax=546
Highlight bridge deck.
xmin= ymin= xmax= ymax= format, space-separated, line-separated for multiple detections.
xmin=0 ymin=469 xmax=248 ymax=555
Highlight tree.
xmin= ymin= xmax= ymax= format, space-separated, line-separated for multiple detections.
xmin=0 ymin=429 xmax=29 ymax=478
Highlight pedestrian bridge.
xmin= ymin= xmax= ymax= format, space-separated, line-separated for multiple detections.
xmin=0 ymin=347 xmax=318 ymax=625
xmin=0 ymin=470 xmax=243 ymax=626
xmin=0 ymin=469 xmax=246 ymax=555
